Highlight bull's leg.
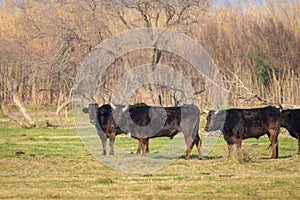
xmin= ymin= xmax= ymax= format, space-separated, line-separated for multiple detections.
xmin=184 ymin=136 xmax=193 ymax=160
xmin=236 ymin=138 xmax=242 ymax=156
xmin=98 ymin=131 xmax=108 ymax=156
xmin=194 ymin=134 xmax=202 ymax=160
xmin=227 ymin=143 xmax=234 ymax=159
xmin=109 ymin=132 xmax=116 ymax=155
xmin=297 ymin=138 xmax=300 ymax=154
xmin=141 ymin=138 xmax=149 ymax=156
xmin=145 ymin=138 xmax=149 ymax=153
xmin=136 ymin=139 xmax=142 ymax=154
xmin=268 ymin=129 xmax=279 ymax=159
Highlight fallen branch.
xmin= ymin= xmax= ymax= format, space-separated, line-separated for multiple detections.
xmin=1 ymin=101 xmax=31 ymax=128
xmin=12 ymin=79 xmax=35 ymax=127
xmin=221 ymin=67 xmax=281 ymax=107
xmin=12 ymin=95 xmax=35 ymax=127
xmin=238 ymin=94 xmax=278 ymax=107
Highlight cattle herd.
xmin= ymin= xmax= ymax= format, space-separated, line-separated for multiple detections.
xmin=83 ymin=104 xmax=300 ymax=160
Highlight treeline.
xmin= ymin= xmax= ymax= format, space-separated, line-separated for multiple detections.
xmin=0 ymin=0 xmax=299 ymax=113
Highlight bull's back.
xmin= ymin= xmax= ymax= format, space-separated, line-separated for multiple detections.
xmin=232 ymin=106 xmax=280 ymax=127
xmin=282 ymin=109 xmax=300 ymax=139
xmin=224 ymin=106 xmax=281 ymax=140
xmin=128 ymin=105 xmax=199 ymax=138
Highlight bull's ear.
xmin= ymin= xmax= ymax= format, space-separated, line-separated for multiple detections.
xmin=82 ymin=108 xmax=89 ymax=113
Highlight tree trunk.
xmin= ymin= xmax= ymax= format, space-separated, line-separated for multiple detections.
xmin=12 ymin=79 xmax=36 ymax=127
xmin=12 ymin=96 xmax=35 ymax=127
xmin=1 ymin=102 xmax=32 ymax=128
xmin=55 ymin=99 xmax=72 ymax=126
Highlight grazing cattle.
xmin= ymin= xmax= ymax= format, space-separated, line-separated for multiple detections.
xmin=113 ymin=104 xmax=202 ymax=160
xmin=83 ymin=103 xmax=149 ymax=155
xmin=281 ymin=109 xmax=300 ymax=154
xmin=204 ymin=106 xmax=281 ymax=159
xmin=83 ymin=103 xmax=126 ymax=155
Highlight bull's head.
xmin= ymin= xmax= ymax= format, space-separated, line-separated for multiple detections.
xmin=112 ymin=105 xmax=128 ymax=128
xmin=82 ymin=103 xmax=99 ymax=125
xmin=204 ymin=110 xmax=226 ymax=132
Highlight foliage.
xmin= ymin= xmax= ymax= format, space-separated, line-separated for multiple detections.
xmin=0 ymin=0 xmax=299 ymax=108
xmin=251 ymin=47 xmax=268 ymax=85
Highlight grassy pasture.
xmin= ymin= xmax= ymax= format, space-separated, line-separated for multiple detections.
xmin=0 ymin=113 xmax=299 ymax=199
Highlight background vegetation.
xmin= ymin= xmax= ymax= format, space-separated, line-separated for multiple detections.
xmin=0 ymin=0 xmax=299 ymax=127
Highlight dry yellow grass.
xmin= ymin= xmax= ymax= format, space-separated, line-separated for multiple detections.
xmin=0 ymin=117 xmax=299 ymax=199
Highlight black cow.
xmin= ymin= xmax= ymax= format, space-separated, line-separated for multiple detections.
xmin=83 ymin=103 xmax=149 ymax=156
xmin=281 ymin=109 xmax=300 ymax=154
xmin=114 ymin=104 xmax=202 ymax=160
xmin=204 ymin=106 xmax=281 ymax=159
xmin=83 ymin=103 xmax=126 ymax=155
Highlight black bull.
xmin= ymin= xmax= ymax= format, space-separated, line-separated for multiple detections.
xmin=83 ymin=103 xmax=202 ymax=159
xmin=204 ymin=106 xmax=281 ymax=159
xmin=281 ymin=109 xmax=300 ymax=154
xmin=83 ymin=104 xmax=125 ymax=156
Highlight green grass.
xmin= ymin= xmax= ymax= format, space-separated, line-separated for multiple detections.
xmin=0 ymin=115 xmax=299 ymax=199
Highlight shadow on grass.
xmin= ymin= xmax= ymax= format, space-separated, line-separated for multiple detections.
xmin=202 ymin=155 xmax=223 ymax=160
xmin=260 ymin=155 xmax=293 ymax=160
xmin=177 ymin=154 xmax=223 ymax=160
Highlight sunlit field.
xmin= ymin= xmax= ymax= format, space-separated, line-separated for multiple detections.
xmin=0 ymin=112 xmax=299 ymax=199
xmin=1 ymin=0 xmax=300 ymax=199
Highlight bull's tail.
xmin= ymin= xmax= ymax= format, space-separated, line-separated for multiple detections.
xmin=193 ymin=116 xmax=202 ymax=160
xmin=192 ymin=116 xmax=200 ymax=140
